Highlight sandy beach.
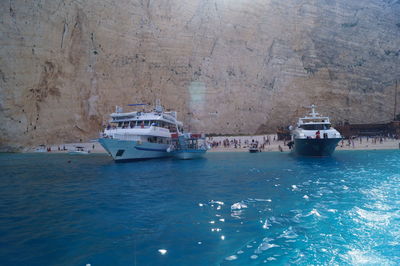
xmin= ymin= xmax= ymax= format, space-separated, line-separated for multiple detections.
xmin=29 ymin=134 xmax=400 ymax=154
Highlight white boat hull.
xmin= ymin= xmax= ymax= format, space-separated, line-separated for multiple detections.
xmin=98 ymin=138 xmax=171 ymax=161
xmin=68 ymin=151 xmax=90 ymax=155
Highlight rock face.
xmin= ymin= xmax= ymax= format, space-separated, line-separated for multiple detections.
xmin=0 ymin=0 xmax=399 ymax=151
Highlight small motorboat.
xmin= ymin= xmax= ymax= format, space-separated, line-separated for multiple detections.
xmin=248 ymin=141 xmax=260 ymax=153
xmin=168 ymin=133 xmax=209 ymax=159
xmin=68 ymin=146 xmax=90 ymax=155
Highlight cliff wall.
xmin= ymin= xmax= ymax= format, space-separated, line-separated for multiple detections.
xmin=1 ymin=0 xmax=399 ymax=150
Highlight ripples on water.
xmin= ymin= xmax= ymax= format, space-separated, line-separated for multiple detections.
xmin=0 ymin=150 xmax=399 ymax=265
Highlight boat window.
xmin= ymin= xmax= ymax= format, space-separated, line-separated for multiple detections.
xmin=129 ymin=121 xmax=135 ymax=128
xmin=148 ymin=137 xmax=157 ymax=143
xmin=118 ymin=122 xmax=122 ymax=127
xmin=169 ymin=125 xmax=177 ymax=133
xmin=300 ymin=124 xmax=331 ymax=130
xmin=137 ymin=121 xmax=148 ymax=127
xmin=116 ymin=150 xmax=125 ymax=157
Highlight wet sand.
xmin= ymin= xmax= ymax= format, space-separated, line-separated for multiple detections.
xmin=31 ymin=135 xmax=400 ymax=154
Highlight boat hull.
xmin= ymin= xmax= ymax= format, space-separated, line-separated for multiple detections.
xmin=249 ymin=148 xmax=259 ymax=153
xmin=293 ymin=138 xmax=341 ymax=157
xmin=98 ymin=138 xmax=170 ymax=161
xmin=171 ymin=149 xmax=207 ymax=160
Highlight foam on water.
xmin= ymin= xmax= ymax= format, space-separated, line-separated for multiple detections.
xmin=343 ymin=249 xmax=395 ymax=265
xmin=231 ymin=202 xmax=248 ymax=210
xmin=225 ymin=255 xmax=237 ymax=261
xmin=306 ymin=209 xmax=322 ymax=217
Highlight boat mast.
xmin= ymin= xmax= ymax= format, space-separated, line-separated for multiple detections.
xmin=155 ymin=99 xmax=163 ymax=113
xmin=394 ymin=80 xmax=398 ymax=121
xmin=309 ymin=104 xmax=318 ymax=118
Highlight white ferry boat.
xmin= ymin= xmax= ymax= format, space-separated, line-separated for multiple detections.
xmin=98 ymin=100 xmax=183 ymax=161
xmin=289 ymin=105 xmax=342 ymax=156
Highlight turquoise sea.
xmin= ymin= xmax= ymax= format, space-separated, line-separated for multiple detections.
xmin=0 ymin=150 xmax=399 ymax=265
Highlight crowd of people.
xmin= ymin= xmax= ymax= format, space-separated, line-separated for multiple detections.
xmin=207 ymin=133 xmax=400 ymax=151
xmin=339 ymin=135 xmax=398 ymax=149
xmin=207 ymin=135 xmax=276 ymax=150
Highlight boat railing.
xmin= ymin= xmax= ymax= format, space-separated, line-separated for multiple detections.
xmin=297 ymin=132 xmax=341 ymax=139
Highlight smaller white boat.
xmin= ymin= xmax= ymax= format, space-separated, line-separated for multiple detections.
xmin=290 ymin=105 xmax=342 ymax=156
xmin=168 ymin=133 xmax=209 ymax=159
xmin=34 ymin=145 xmax=46 ymax=152
xmin=68 ymin=146 xmax=91 ymax=155
xmin=248 ymin=141 xmax=260 ymax=153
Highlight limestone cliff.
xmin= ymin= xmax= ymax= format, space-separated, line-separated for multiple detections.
xmin=1 ymin=0 xmax=399 ymax=151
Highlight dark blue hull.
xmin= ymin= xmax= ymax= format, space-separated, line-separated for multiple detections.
xmin=293 ymin=138 xmax=341 ymax=157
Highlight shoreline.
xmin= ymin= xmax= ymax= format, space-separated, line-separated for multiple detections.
xmin=23 ymin=134 xmax=400 ymax=154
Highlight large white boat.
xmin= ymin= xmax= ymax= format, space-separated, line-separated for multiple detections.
xmin=289 ymin=105 xmax=342 ymax=156
xmin=98 ymin=100 xmax=183 ymax=161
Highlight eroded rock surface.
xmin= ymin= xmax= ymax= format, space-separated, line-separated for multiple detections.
xmin=1 ymin=0 xmax=399 ymax=151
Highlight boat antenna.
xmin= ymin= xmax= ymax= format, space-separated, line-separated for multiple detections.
xmin=155 ymin=99 xmax=163 ymax=113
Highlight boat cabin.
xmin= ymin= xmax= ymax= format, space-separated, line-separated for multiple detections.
xmin=107 ymin=112 xmax=183 ymax=133
xmin=297 ymin=105 xmax=332 ymax=131
xmin=298 ymin=118 xmax=332 ymax=131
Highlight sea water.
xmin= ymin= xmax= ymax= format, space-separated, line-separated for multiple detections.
xmin=0 ymin=150 xmax=399 ymax=265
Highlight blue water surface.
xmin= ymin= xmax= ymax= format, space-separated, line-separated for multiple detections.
xmin=0 ymin=150 xmax=399 ymax=265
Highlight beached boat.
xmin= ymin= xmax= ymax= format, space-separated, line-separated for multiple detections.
xmin=248 ymin=142 xmax=260 ymax=153
xmin=34 ymin=145 xmax=46 ymax=152
xmin=168 ymin=133 xmax=209 ymax=159
xmin=98 ymin=100 xmax=184 ymax=161
xmin=289 ymin=105 xmax=342 ymax=156
xmin=68 ymin=146 xmax=90 ymax=155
